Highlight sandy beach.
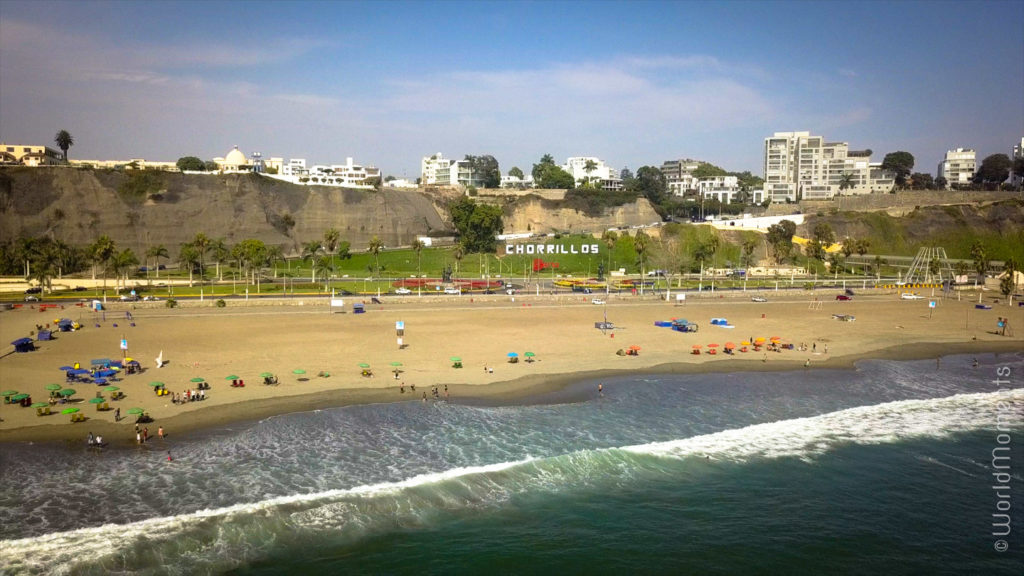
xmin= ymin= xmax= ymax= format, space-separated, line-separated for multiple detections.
xmin=1 ymin=290 xmax=1020 ymax=444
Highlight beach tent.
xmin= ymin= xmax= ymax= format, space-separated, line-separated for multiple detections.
xmin=12 ymin=338 xmax=34 ymax=353
xmin=353 ymin=303 xmax=365 ymax=314
xmin=58 ymin=319 xmax=74 ymax=332
xmin=37 ymin=330 xmax=53 ymax=341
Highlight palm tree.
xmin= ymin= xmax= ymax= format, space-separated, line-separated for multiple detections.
xmin=191 ymin=233 xmax=211 ymax=277
xmin=301 ymin=241 xmax=322 ymax=284
xmin=841 ymin=237 xmax=854 ymax=258
xmin=452 ymin=244 xmax=464 ymax=276
xmin=314 ymin=255 xmax=334 ymax=292
xmin=14 ymin=237 xmax=37 ymax=279
xmin=209 ymin=238 xmax=229 ymax=281
xmin=91 ymin=235 xmax=116 ymax=292
xmin=634 ymin=231 xmax=650 ymax=295
xmin=54 ymin=130 xmax=74 ymax=161
xmin=112 ymin=249 xmax=139 ymax=291
xmin=583 ymin=159 xmax=597 ymax=187
xmin=178 ymin=243 xmax=200 ymax=287
xmin=31 ymin=244 xmax=60 ymax=294
xmin=855 ymin=238 xmax=870 ymax=257
xmin=367 ymin=236 xmax=384 ymax=278
xmin=146 ymin=244 xmax=169 ymax=279
xmin=838 ymin=172 xmax=856 ymax=192
xmin=411 ymin=239 xmax=426 ymax=277
xmin=323 ymin=228 xmax=340 ymax=256
xmin=601 ymin=230 xmax=618 ymax=276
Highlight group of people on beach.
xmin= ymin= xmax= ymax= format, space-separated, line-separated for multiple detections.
xmin=172 ymin=389 xmax=206 ymax=404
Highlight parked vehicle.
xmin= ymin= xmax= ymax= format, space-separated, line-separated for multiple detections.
xmin=900 ymin=293 xmax=924 ymax=300
xmin=395 ymin=287 xmax=412 ymax=295
xmin=751 ymin=296 xmax=767 ymax=302
xmin=592 ymin=298 xmax=606 ymax=305
xmin=836 ymin=294 xmax=852 ymax=301
xmin=24 ymin=295 xmax=40 ymax=302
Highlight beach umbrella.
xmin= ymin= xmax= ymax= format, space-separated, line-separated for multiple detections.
xmin=707 ymin=343 xmax=719 ymax=348
xmin=97 ymin=369 xmax=116 ymax=377
xmin=724 ymin=342 xmax=736 ymax=349
xmin=449 ymin=357 xmax=461 ymax=362
xmin=692 ymin=344 xmax=702 ymax=349
xmin=259 ymin=372 xmax=274 ymax=378
xmin=124 ymin=357 xmax=134 ymax=363
xmin=58 ymin=365 xmax=73 ymax=371
xmin=30 ymin=402 xmax=49 ymax=408
xmin=103 ymin=386 xmax=120 ymax=392
xmin=224 ymin=375 xmax=240 ymax=380
xmin=126 ymin=407 xmax=145 ymax=415
xmin=754 ymin=337 xmax=766 ymax=343
xmin=45 ymin=384 xmax=63 ymax=391
xmin=61 ymin=407 xmax=80 ymax=414
xmin=69 ymin=369 xmax=89 ymax=375
xmin=190 ymin=377 xmax=206 ymax=383
xmin=741 ymin=341 xmax=751 ymax=346
xmin=1 ymin=390 xmax=18 ymax=397
xmin=389 ymin=362 xmax=402 ymax=367
xmin=770 ymin=336 xmax=781 ymax=341
xmin=59 ymin=389 xmax=76 ymax=397
xmin=89 ymin=398 xmax=105 ymax=405
xmin=507 ymin=352 xmax=518 ymax=357
xmin=148 ymin=382 xmax=165 ymax=388
xmin=90 ymin=359 xmax=110 ymax=366
xmin=11 ymin=393 xmax=29 ymax=401
xmin=292 ymin=369 xmax=306 ymax=375
xmin=92 ymin=378 xmax=107 ymax=385
xmin=358 ymin=363 xmax=370 ymax=368
xmin=524 ymin=352 xmax=536 ymax=358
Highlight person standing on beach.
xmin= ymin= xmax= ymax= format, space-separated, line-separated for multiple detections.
xmin=143 ymin=427 xmax=149 ymax=443
xmin=158 ymin=426 xmax=164 ymax=440
xmin=598 ymin=383 xmax=603 ymax=395
xmin=115 ymin=407 xmax=120 ymax=422
xmin=136 ymin=431 xmax=142 ymax=444
xmin=422 ymin=392 xmax=427 ymax=403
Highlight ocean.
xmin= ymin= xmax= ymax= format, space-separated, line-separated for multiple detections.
xmin=1 ymin=353 xmax=1021 ymax=575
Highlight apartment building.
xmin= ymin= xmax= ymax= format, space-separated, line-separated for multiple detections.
xmin=762 ymin=131 xmax=892 ymax=202
xmin=0 ymin=143 xmax=65 ymax=166
xmin=937 ymin=148 xmax=976 ymax=188
xmin=661 ymin=158 xmax=701 ymax=195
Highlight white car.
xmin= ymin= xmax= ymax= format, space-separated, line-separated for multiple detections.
xmin=592 ymin=298 xmax=606 ymax=305
xmin=751 ymin=296 xmax=767 ymax=302
xmin=444 ymin=287 xmax=461 ymax=295
xmin=395 ymin=288 xmax=412 ymax=295
xmin=900 ymin=293 xmax=924 ymax=300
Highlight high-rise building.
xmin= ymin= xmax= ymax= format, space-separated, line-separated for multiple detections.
xmin=660 ymin=158 xmax=702 ymax=195
xmin=762 ymin=131 xmax=891 ymax=202
xmin=937 ymin=148 xmax=976 ymax=189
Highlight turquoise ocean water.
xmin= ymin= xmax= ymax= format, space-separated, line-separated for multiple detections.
xmin=1 ymin=353 xmax=1022 ymax=575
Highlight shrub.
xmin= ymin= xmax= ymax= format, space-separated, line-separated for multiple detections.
xmin=165 ymin=298 xmax=177 ymax=308
xmin=215 ymin=299 xmax=226 ymax=308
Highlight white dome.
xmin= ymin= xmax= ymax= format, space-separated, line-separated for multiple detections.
xmin=224 ymin=146 xmax=247 ymax=166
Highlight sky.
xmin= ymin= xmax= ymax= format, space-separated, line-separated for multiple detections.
xmin=1 ymin=0 xmax=1022 ymax=179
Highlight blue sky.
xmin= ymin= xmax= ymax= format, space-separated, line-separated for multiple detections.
xmin=1 ymin=0 xmax=1021 ymax=178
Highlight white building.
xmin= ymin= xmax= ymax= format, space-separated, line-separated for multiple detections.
xmin=420 ymin=153 xmax=486 ymax=188
xmin=213 ymin=146 xmax=252 ymax=172
xmin=501 ymin=173 xmax=534 ymax=188
xmin=562 ymin=157 xmax=622 ymax=190
xmin=762 ymin=131 xmax=892 ymax=202
xmin=265 ymin=157 xmax=380 ymax=189
xmin=697 ymin=176 xmax=740 ymax=204
xmin=937 ymin=148 xmax=976 ymax=188
xmin=1010 ymin=137 xmax=1023 ymax=187
xmin=385 ymin=178 xmax=419 ymax=189
xmin=661 ymin=158 xmax=702 ymax=196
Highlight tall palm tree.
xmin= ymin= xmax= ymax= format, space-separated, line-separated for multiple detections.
xmin=601 ymin=230 xmax=618 ymax=276
xmin=191 ymin=233 xmax=211 ymax=277
xmin=112 ymin=249 xmax=139 ymax=291
xmin=583 ymin=159 xmax=597 ymax=187
xmin=411 ymin=239 xmax=426 ymax=277
xmin=301 ymin=241 xmax=322 ymax=284
xmin=367 ymin=236 xmax=384 ymax=278
xmin=15 ymin=237 xmax=38 ymax=279
xmin=91 ymin=235 xmax=116 ymax=292
xmin=634 ymin=231 xmax=650 ymax=295
xmin=452 ymin=244 xmax=464 ymax=276
xmin=54 ymin=130 xmax=74 ymax=162
xmin=31 ymin=244 xmax=60 ymax=294
xmin=838 ymin=172 xmax=856 ymax=192
xmin=146 ymin=244 xmax=169 ymax=279
xmin=209 ymin=238 xmax=229 ymax=281
xmin=178 ymin=243 xmax=200 ymax=287
xmin=314 ymin=255 xmax=334 ymax=292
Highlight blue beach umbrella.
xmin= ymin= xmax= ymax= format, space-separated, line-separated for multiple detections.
xmin=507 ymin=352 xmax=518 ymax=357
xmin=59 ymin=366 xmax=74 ymax=371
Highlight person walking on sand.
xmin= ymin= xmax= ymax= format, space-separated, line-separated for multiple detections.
xmin=158 ymin=426 xmax=164 ymax=440
xmin=115 ymin=407 xmax=120 ymax=422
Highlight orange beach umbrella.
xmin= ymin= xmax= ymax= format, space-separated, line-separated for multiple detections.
xmin=692 ymin=344 xmax=702 ymax=349
xmin=707 ymin=343 xmax=719 ymax=348
xmin=724 ymin=342 xmax=736 ymax=349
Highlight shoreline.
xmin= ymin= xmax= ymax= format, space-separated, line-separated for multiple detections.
xmin=2 ymin=339 xmax=1019 ymax=447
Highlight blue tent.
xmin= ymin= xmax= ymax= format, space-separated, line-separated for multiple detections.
xmin=12 ymin=338 xmax=34 ymax=353
xmin=57 ymin=319 xmax=74 ymax=331
xmin=90 ymin=358 xmax=111 ymax=367
xmin=37 ymin=330 xmax=53 ymax=341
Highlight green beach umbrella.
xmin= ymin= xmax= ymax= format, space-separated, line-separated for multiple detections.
xmin=11 ymin=393 xmax=29 ymax=401
xmin=224 ymin=375 xmax=240 ymax=380
xmin=59 ymin=389 xmax=76 ymax=397
xmin=292 ymin=369 xmax=306 ymax=375
xmin=1 ymin=390 xmax=18 ymax=397
xmin=450 ymin=357 xmax=461 ymax=362
xmin=358 ymin=363 xmax=370 ymax=368
xmin=45 ymin=383 xmax=63 ymax=391
xmin=30 ymin=402 xmax=49 ymax=408
xmin=260 ymin=372 xmax=274 ymax=378
xmin=524 ymin=352 xmax=535 ymax=358
xmin=127 ymin=407 xmax=145 ymax=415
xmin=61 ymin=407 xmax=80 ymax=414
xmin=190 ymin=377 xmax=206 ymax=383
xmin=389 ymin=361 xmax=403 ymax=367
xmin=148 ymin=381 xmax=165 ymax=388
xmin=88 ymin=397 xmax=105 ymax=404
xmin=103 ymin=386 xmax=120 ymax=392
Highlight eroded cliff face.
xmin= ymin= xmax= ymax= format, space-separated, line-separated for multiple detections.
xmin=0 ymin=168 xmax=663 ymax=252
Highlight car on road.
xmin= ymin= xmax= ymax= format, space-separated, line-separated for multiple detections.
xmin=25 ymin=287 xmax=42 ymax=294
xmin=444 ymin=287 xmax=461 ymax=295
xmin=836 ymin=294 xmax=853 ymax=301
xmin=592 ymin=298 xmax=606 ymax=305
xmin=751 ymin=296 xmax=767 ymax=302
xmin=395 ymin=287 xmax=412 ymax=295
xmin=24 ymin=295 xmax=40 ymax=302
xmin=900 ymin=293 xmax=924 ymax=300
xmin=143 ymin=296 xmax=161 ymax=301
